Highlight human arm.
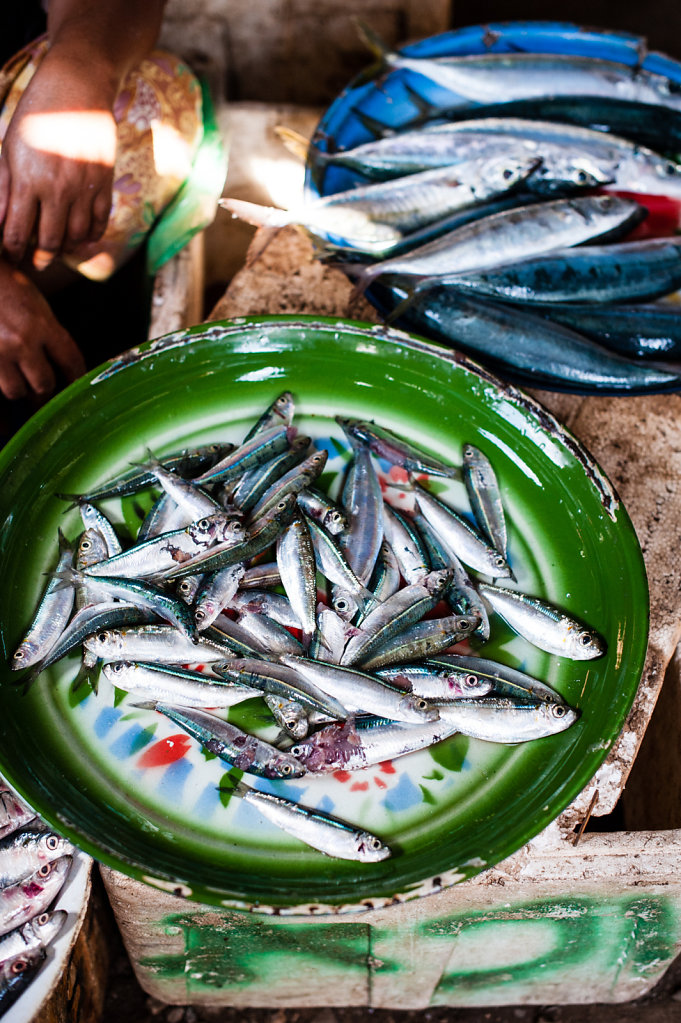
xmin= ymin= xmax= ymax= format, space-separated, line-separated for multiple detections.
xmin=0 ymin=259 xmax=86 ymax=400
xmin=0 ymin=0 xmax=168 ymax=268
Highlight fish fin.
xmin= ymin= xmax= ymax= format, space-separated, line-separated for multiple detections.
xmin=130 ymin=700 xmax=158 ymax=711
xmin=385 ymin=278 xmax=437 ymax=324
xmin=218 ymin=198 xmax=290 ymax=229
xmin=346 ymin=263 xmax=383 ymax=306
xmin=274 ymin=125 xmax=310 ymax=163
xmin=350 ymin=106 xmax=394 ymax=138
xmin=402 ymin=80 xmax=438 ymax=118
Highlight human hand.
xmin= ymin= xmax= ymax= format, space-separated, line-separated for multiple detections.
xmin=0 ymin=260 xmax=86 ymax=400
xmin=0 ymin=46 xmax=117 ymax=270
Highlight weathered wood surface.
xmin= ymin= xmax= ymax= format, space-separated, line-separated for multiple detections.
xmin=159 ymin=1 xmax=452 ymax=105
xmin=40 ymin=871 xmax=112 ymax=1023
xmin=101 ymin=825 xmax=681 ymax=1007
xmin=148 ymin=233 xmax=205 ymax=341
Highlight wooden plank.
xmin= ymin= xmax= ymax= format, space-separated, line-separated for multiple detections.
xmin=100 ymin=827 xmax=681 ymax=1007
xmin=39 ymin=872 xmax=113 ymax=1023
xmin=148 ymin=233 xmax=205 ymax=341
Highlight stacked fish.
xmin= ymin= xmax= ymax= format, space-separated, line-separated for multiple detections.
xmin=10 ymin=394 xmax=600 ymax=863
xmin=226 ymin=24 xmax=681 ymax=393
xmin=0 ymin=781 xmax=72 ymax=1017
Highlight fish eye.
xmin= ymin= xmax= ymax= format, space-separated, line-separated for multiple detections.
xmin=195 ymin=609 xmax=206 ymax=622
xmin=666 ymin=163 xmax=677 ymax=175
xmin=502 ymin=168 xmax=513 ymax=180
xmin=334 ymin=598 xmax=349 ymax=612
xmin=197 ymin=518 xmax=210 ymax=530
xmin=464 ymin=673 xmax=479 ymax=688
xmin=96 ymin=632 xmax=109 ymax=643
xmin=290 ymin=745 xmax=302 ymax=757
xmin=80 ymin=539 xmax=91 ymax=551
xmin=38 ymin=863 xmax=52 ymax=878
xmin=13 ymin=650 xmax=25 ymax=661
xmin=279 ymin=762 xmax=294 ymax=776
xmin=109 ymin=662 xmax=124 ymax=673
xmin=494 ymin=556 xmax=506 ymax=568
xmin=459 ymin=619 xmax=473 ymax=632
xmin=37 ymin=913 xmax=50 ymax=926
xmin=414 ymin=698 xmax=429 ymax=711
xmin=46 ymin=835 xmax=59 ymax=850
xmin=369 ymin=836 xmax=383 ymax=850
xmin=11 ymin=959 xmax=28 ymax=975
xmin=576 ymin=170 xmax=588 ymax=183
xmin=579 ymin=632 xmax=594 ymax=646
xmin=552 ymin=704 xmax=567 ymax=718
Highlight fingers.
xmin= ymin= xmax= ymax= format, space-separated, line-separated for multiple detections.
xmin=34 ymin=195 xmax=70 ymax=270
xmin=0 ymin=360 xmax=28 ymax=402
xmin=2 ymin=168 xmax=114 ymax=263
xmin=91 ymin=185 xmax=113 ymax=242
xmin=2 ymin=189 xmax=39 ymax=264
xmin=0 ymin=160 xmax=9 ymax=226
xmin=45 ymin=327 xmax=87 ymax=383
xmin=18 ymin=347 xmax=56 ymax=398
xmin=2 ymin=327 xmax=85 ymax=402
xmin=64 ymin=198 xmax=93 ymax=254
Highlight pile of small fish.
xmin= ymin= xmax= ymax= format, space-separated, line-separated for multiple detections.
xmin=223 ymin=24 xmax=681 ymax=392
xmin=0 ymin=781 xmax=72 ymax=1018
xmin=10 ymin=393 xmax=603 ymax=863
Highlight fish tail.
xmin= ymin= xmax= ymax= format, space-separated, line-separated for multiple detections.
xmin=353 ymin=18 xmax=398 ymax=64
xmin=129 ymin=447 xmax=160 ymax=472
xmin=274 ymin=125 xmax=311 ymax=163
xmin=217 ymin=775 xmax=248 ymax=801
xmin=54 ymin=493 xmax=82 ymax=511
xmin=44 ymin=566 xmax=80 ymax=591
xmin=56 ymin=528 xmax=72 ymax=552
xmin=9 ymin=664 xmax=42 ymax=694
xmin=71 ymin=658 xmax=101 ymax=696
xmin=218 ymin=198 xmax=291 ymax=229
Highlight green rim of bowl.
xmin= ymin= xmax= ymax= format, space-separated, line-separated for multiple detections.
xmin=0 ymin=315 xmax=648 ymax=913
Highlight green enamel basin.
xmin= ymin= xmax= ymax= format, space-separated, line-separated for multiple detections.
xmin=0 ymin=316 xmax=648 ymax=912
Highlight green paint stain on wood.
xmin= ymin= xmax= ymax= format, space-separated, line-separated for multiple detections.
xmin=420 ymin=895 xmax=679 ymax=999
xmin=141 ymin=914 xmax=379 ymax=993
